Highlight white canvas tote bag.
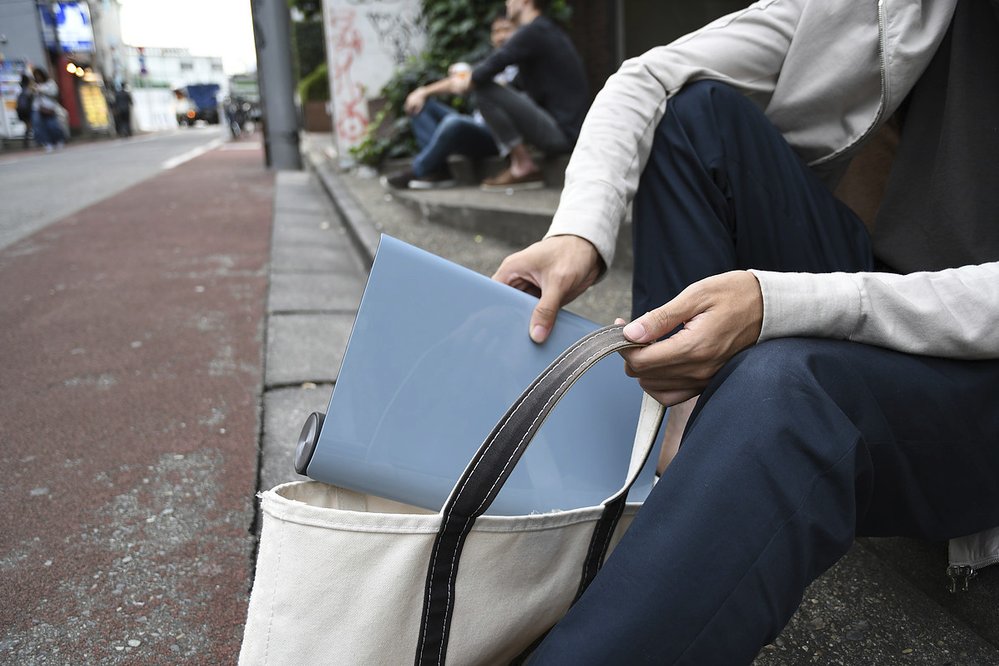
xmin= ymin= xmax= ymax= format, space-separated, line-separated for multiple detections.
xmin=239 ymin=325 xmax=665 ymax=665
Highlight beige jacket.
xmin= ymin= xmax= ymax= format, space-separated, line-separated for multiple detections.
xmin=545 ymin=0 xmax=999 ymax=580
xmin=547 ymin=0 xmax=957 ymax=266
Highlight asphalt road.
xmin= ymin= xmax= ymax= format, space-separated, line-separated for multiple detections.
xmin=0 ymin=127 xmax=226 ymax=252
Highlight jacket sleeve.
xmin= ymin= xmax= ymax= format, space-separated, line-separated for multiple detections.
xmin=472 ymin=23 xmax=537 ymax=86
xmin=544 ymin=0 xmax=802 ymax=268
xmin=749 ymin=263 xmax=999 ymax=359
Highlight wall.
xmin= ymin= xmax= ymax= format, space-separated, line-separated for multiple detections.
xmin=0 ymin=0 xmax=49 ymax=69
xmin=621 ymin=0 xmax=750 ymax=60
xmin=321 ymin=0 xmax=425 ymax=156
xmin=131 ymin=87 xmax=177 ymax=131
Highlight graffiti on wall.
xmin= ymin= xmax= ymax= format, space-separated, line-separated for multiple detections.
xmin=328 ymin=7 xmax=367 ymax=145
xmin=324 ymin=0 xmax=425 ymax=153
xmin=366 ymin=11 xmax=423 ymax=66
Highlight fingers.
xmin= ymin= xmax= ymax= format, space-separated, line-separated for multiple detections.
xmin=493 ymin=236 xmax=603 ymax=344
xmin=639 ymin=386 xmax=699 ymax=408
xmin=530 ymin=291 xmax=562 ymax=343
xmin=622 ymin=289 xmax=698 ymax=343
xmin=618 ymin=271 xmax=765 ymax=400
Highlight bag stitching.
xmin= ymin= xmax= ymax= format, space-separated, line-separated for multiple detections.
xmin=262 ymin=521 xmax=284 ymax=664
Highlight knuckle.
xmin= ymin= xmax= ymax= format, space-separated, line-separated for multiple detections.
xmin=647 ymin=308 xmax=673 ymax=334
xmin=534 ymin=304 xmax=557 ymax=319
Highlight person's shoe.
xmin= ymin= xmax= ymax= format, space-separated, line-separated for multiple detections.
xmin=408 ymin=170 xmax=456 ymax=189
xmin=380 ymin=167 xmax=417 ymax=190
xmin=480 ymin=168 xmax=545 ymax=191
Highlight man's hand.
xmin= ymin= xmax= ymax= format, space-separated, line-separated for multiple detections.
xmin=618 ymin=271 xmax=764 ymax=406
xmin=445 ymin=73 xmax=472 ymax=96
xmin=493 ymin=235 xmax=603 ymax=343
xmin=403 ymin=88 xmax=428 ymax=115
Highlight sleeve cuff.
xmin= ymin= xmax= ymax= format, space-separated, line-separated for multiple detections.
xmin=749 ymin=270 xmax=863 ymax=342
xmin=545 ymin=180 xmax=626 ymax=270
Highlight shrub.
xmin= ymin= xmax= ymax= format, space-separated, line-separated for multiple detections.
xmin=299 ymin=63 xmax=330 ymax=103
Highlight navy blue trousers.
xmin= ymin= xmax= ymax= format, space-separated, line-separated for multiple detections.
xmin=530 ymin=81 xmax=999 ymax=664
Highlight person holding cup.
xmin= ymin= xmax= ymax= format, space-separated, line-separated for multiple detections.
xmin=382 ymin=12 xmax=519 ymax=191
xmin=447 ymin=0 xmax=589 ymax=191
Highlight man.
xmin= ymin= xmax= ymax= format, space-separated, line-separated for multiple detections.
xmin=493 ymin=0 xmax=999 ymax=662
xmin=16 ymin=74 xmax=34 ymax=147
xmin=450 ymin=0 xmax=589 ymax=190
xmin=114 ymin=84 xmax=134 ymax=138
xmin=383 ymin=12 xmax=519 ymax=190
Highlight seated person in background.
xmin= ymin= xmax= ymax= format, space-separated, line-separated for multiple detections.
xmin=449 ymin=0 xmax=589 ymax=191
xmin=382 ymin=12 xmax=518 ymax=190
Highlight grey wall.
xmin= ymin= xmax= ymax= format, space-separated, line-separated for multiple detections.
xmin=0 ymin=0 xmax=48 ymax=70
xmin=621 ymin=0 xmax=750 ymax=59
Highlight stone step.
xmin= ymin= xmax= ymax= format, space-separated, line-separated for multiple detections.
xmin=390 ymin=182 xmax=634 ymax=270
xmin=445 ymin=153 xmax=570 ymax=188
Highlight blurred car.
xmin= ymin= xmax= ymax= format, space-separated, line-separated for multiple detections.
xmin=174 ymin=84 xmax=221 ymax=126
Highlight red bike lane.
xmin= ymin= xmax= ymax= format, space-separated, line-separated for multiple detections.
xmin=0 ymin=143 xmax=272 ymax=662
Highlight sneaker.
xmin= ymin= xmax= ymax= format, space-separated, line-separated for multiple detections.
xmin=381 ymin=168 xmax=417 ymax=190
xmin=409 ymin=171 xmax=455 ymax=189
xmin=480 ymin=168 xmax=545 ymax=192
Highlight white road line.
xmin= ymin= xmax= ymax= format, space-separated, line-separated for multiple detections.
xmin=160 ymin=138 xmax=224 ymax=170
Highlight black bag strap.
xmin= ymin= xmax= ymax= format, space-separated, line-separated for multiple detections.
xmin=415 ymin=325 xmax=659 ymax=665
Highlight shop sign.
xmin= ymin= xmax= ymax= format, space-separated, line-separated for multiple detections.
xmin=39 ymin=2 xmax=97 ymax=54
xmin=0 ymin=61 xmax=29 ymax=139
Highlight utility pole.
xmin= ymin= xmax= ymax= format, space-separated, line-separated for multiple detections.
xmin=251 ymin=0 xmax=302 ymax=170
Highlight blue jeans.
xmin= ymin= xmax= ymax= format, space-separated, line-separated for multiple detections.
xmin=408 ymin=99 xmax=498 ymax=177
xmin=32 ymin=109 xmax=65 ymax=147
xmin=528 ymin=81 xmax=999 ymax=664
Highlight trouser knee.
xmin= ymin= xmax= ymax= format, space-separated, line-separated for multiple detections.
xmin=695 ymin=339 xmax=871 ymax=478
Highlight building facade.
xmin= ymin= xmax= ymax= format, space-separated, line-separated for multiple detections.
xmin=123 ymin=46 xmax=227 ymax=91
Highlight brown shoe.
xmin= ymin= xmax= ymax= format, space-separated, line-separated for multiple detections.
xmin=480 ymin=168 xmax=545 ymax=192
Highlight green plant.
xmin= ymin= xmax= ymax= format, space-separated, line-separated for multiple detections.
xmin=292 ymin=19 xmax=327 ymax=84
xmin=298 ymin=63 xmax=330 ymax=102
xmin=350 ymin=0 xmax=572 ymax=166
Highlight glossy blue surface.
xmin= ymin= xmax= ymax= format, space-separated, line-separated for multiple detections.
xmin=306 ymin=235 xmax=659 ymax=515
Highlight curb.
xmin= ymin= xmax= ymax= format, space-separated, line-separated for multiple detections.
xmin=305 ymin=151 xmax=379 ymax=267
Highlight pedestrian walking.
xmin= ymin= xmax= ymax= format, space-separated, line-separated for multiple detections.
xmin=16 ymin=74 xmax=34 ymax=148
xmin=31 ymin=68 xmax=66 ymax=152
xmin=114 ymin=83 xmax=134 ymax=137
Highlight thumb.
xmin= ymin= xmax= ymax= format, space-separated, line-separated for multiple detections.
xmin=530 ymin=290 xmax=562 ymax=343
xmin=623 ymin=293 xmax=696 ymax=343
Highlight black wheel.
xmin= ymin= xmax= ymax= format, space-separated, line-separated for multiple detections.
xmin=294 ymin=412 xmax=325 ymax=475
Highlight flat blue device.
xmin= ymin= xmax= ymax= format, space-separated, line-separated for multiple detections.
xmin=295 ymin=235 xmax=659 ymax=515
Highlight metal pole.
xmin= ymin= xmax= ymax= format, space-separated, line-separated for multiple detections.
xmin=251 ymin=0 xmax=302 ymax=170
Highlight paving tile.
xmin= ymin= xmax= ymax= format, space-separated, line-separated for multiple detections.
xmin=268 ymin=271 xmax=365 ymax=313
xmin=261 ymin=384 xmax=334 ymax=492
xmin=270 ymin=241 xmax=358 ymax=273
xmin=265 ymin=313 xmax=353 ymax=386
